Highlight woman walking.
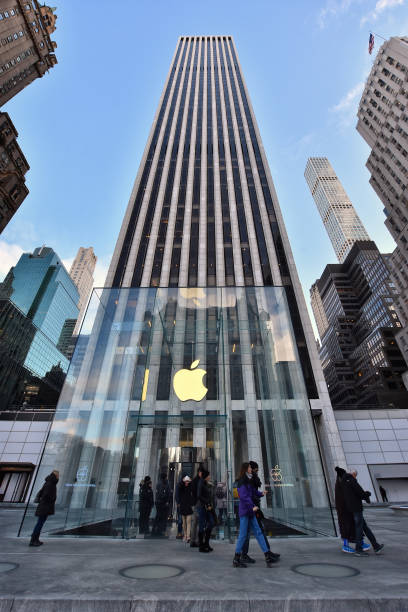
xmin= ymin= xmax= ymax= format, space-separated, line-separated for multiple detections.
xmin=232 ymin=462 xmax=276 ymax=567
xmin=29 ymin=470 xmax=59 ymax=546
xmin=179 ymin=475 xmax=194 ymax=542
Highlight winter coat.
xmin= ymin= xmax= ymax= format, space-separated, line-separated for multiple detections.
xmin=341 ymin=472 xmax=371 ymax=514
xmin=197 ymin=479 xmax=212 ymax=508
xmin=237 ymin=475 xmax=262 ymax=518
xmin=139 ymin=482 xmax=154 ymax=510
xmin=155 ymin=479 xmax=172 ymax=507
xmin=35 ymin=472 xmax=58 ymax=517
xmin=334 ymin=467 xmax=355 ymax=540
xmin=179 ymin=483 xmax=195 ymax=516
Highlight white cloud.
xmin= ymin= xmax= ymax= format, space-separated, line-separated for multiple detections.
xmin=0 ymin=240 xmax=24 ymax=281
xmin=361 ymin=0 xmax=404 ymax=26
xmin=318 ymin=0 xmax=355 ymax=29
xmin=332 ymin=81 xmax=365 ymax=113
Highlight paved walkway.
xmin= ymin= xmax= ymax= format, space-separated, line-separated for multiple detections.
xmin=0 ymin=506 xmax=407 ymax=610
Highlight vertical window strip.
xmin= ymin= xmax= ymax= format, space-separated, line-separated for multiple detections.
xmin=207 ymin=38 xmax=216 ymax=287
xmin=223 ymin=40 xmax=273 ymax=286
xmin=169 ymin=41 xmax=199 ymax=287
xmin=149 ymin=42 xmax=194 ymax=287
xmin=112 ymin=40 xmax=185 ymax=287
xmin=213 ymin=38 xmax=235 ymax=286
xmin=218 ymin=39 xmax=254 ymax=286
xmin=188 ymin=39 xmax=204 ymax=286
xmin=131 ymin=41 xmax=192 ymax=287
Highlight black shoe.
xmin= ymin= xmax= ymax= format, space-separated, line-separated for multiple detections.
xmin=233 ymin=553 xmax=247 ymax=568
xmin=265 ymin=551 xmax=279 ymax=567
xmin=29 ymin=538 xmax=42 ymax=547
xmin=269 ymin=550 xmax=280 ymax=559
xmin=354 ymin=549 xmax=369 ymax=557
xmin=374 ymin=543 xmax=384 ymax=554
xmin=241 ymin=553 xmax=256 ymax=564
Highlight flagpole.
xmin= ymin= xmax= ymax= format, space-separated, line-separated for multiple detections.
xmin=370 ymin=31 xmax=387 ymax=41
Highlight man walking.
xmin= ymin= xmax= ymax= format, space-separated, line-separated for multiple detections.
xmin=29 ymin=470 xmax=59 ymax=546
xmin=341 ymin=469 xmax=384 ymax=557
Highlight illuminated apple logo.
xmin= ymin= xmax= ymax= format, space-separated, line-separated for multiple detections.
xmin=173 ymin=359 xmax=208 ymax=402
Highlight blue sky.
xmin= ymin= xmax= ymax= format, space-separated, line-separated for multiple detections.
xmin=1 ymin=0 xmax=407 ymax=335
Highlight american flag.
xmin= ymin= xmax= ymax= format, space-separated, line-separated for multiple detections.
xmin=369 ymin=33 xmax=375 ymax=55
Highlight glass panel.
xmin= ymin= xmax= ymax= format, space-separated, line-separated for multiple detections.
xmin=20 ymin=287 xmax=334 ymax=540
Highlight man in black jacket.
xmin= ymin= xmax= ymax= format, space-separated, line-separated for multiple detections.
xmin=341 ymin=469 xmax=384 ymax=557
xmin=30 ymin=470 xmax=59 ymax=546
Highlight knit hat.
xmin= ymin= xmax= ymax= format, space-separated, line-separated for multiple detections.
xmin=201 ymin=469 xmax=210 ymax=479
xmin=249 ymin=461 xmax=259 ymax=470
xmin=183 ymin=475 xmax=192 ymax=482
xmin=144 ymin=475 xmax=151 ymax=483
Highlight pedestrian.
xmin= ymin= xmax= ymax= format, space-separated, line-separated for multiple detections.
xmin=379 ymin=484 xmax=388 ymax=503
xmin=241 ymin=461 xmax=280 ymax=564
xmin=197 ymin=468 xmax=215 ymax=553
xmin=215 ymin=479 xmax=227 ymax=524
xmin=232 ymin=462 xmax=276 ymax=568
xmin=189 ymin=465 xmax=203 ymax=548
xmin=179 ymin=475 xmax=194 ymax=542
xmin=341 ymin=469 xmax=384 ymax=557
xmin=139 ymin=475 xmax=154 ymax=534
xmin=152 ymin=473 xmax=172 ymax=537
xmin=29 ymin=470 xmax=59 ymax=547
xmin=174 ymin=475 xmax=185 ymax=539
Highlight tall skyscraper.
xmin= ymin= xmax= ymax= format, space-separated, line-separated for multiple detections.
xmin=311 ymin=241 xmax=408 ymax=408
xmin=23 ymin=36 xmax=345 ymax=541
xmin=305 ymin=158 xmax=370 ymax=263
xmin=0 ymin=1 xmax=57 ymax=106
xmin=0 ymin=111 xmax=29 ymax=232
xmin=357 ymin=36 xmax=408 ymax=363
xmin=0 ymin=246 xmax=79 ymax=408
xmin=69 ymin=247 xmax=97 ymax=335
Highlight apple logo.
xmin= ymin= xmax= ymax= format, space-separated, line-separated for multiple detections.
xmin=173 ymin=359 xmax=208 ymax=402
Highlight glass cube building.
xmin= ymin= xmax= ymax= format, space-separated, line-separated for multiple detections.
xmin=20 ymin=36 xmax=345 ymax=540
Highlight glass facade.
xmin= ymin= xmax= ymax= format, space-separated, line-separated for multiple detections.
xmin=20 ymin=286 xmax=335 ymax=539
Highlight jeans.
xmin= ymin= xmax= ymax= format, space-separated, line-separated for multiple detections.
xmin=198 ymin=506 xmax=215 ymax=532
xmin=32 ymin=515 xmax=47 ymax=539
xmin=153 ymin=503 xmax=169 ymax=534
xmin=236 ymin=515 xmax=268 ymax=554
xmin=242 ymin=514 xmax=270 ymax=555
xmin=190 ymin=506 xmax=199 ymax=543
xmin=353 ymin=511 xmax=378 ymax=551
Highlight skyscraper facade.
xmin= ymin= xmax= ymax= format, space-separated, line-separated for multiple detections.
xmin=22 ymin=37 xmax=344 ymax=540
xmin=305 ymin=157 xmax=370 ymax=263
xmin=0 ymin=1 xmax=57 ymax=106
xmin=0 ymin=111 xmax=29 ymax=232
xmin=356 ymin=36 xmax=408 ymax=364
xmin=69 ymin=247 xmax=96 ymax=335
xmin=311 ymin=241 xmax=408 ymax=408
xmin=0 ymin=246 xmax=79 ymax=408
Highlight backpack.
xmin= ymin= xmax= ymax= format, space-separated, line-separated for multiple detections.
xmin=216 ymin=484 xmax=225 ymax=500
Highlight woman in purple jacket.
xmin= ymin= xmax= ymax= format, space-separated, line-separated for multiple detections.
xmin=233 ymin=462 xmax=276 ymax=568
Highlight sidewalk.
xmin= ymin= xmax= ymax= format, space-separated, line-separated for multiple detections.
xmin=0 ymin=506 xmax=407 ymax=610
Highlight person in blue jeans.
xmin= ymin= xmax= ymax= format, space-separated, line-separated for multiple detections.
xmin=233 ymin=462 xmax=277 ymax=568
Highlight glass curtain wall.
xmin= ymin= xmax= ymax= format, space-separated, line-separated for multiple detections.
xmin=20 ymin=287 xmax=335 ymax=539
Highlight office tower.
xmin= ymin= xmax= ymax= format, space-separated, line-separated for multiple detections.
xmin=0 ymin=1 xmax=57 ymax=106
xmin=0 ymin=111 xmax=29 ymax=232
xmin=69 ymin=247 xmax=97 ymax=335
xmin=357 ymin=37 xmax=408 ymax=363
xmin=23 ymin=36 xmax=345 ymax=541
xmin=0 ymin=246 xmax=79 ymax=408
xmin=311 ymin=241 xmax=408 ymax=407
xmin=305 ymin=158 xmax=370 ymax=263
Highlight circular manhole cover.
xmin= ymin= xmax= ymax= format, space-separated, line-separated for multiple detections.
xmin=119 ymin=564 xmax=184 ymax=580
xmin=0 ymin=562 xmax=18 ymax=574
xmin=292 ymin=563 xmax=359 ymax=578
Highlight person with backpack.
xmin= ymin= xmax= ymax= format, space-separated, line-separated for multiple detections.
xmin=29 ymin=470 xmax=59 ymax=546
xmin=152 ymin=473 xmax=172 ymax=537
xmin=232 ymin=462 xmax=276 ymax=568
xmin=215 ymin=479 xmax=227 ymax=524
xmin=139 ymin=475 xmax=154 ymax=534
